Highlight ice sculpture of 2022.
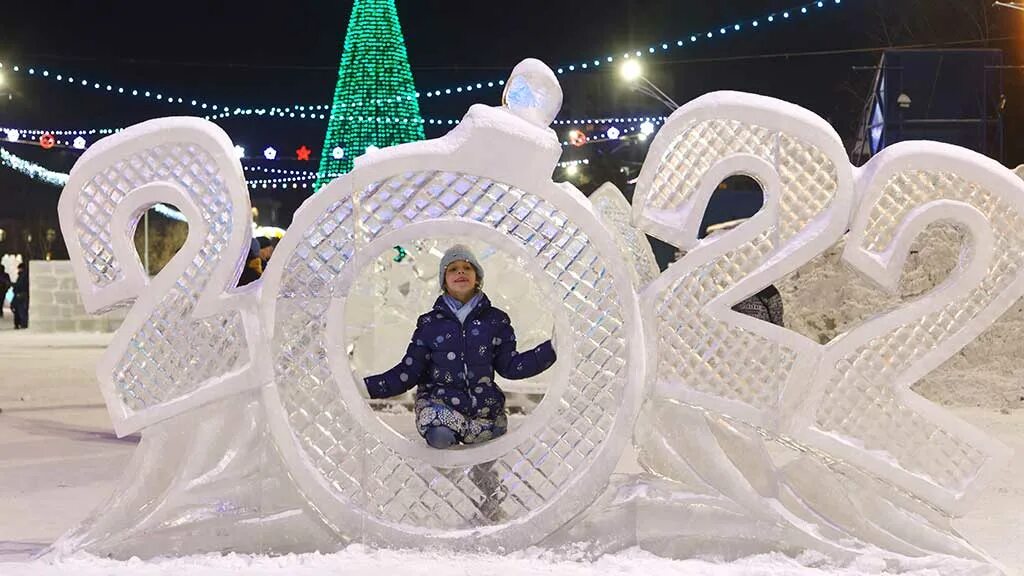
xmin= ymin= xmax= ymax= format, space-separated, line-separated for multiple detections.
xmin=53 ymin=59 xmax=1015 ymax=572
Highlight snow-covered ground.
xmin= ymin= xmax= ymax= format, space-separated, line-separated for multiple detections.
xmin=0 ymin=546 xmax=1008 ymax=576
xmin=0 ymin=327 xmax=1021 ymax=575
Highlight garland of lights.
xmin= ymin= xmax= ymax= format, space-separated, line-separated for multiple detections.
xmin=243 ymin=165 xmax=317 ymax=176
xmin=0 ymin=0 xmax=845 ymax=114
xmin=0 ymin=118 xmax=660 ymax=172
xmin=2 ymin=117 xmax=664 ymax=143
xmin=2 ymin=137 xmax=622 ymax=218
xmin=0 ymin=61 xmax=416 ymax=114
xmin=0 ymin=147 xmax=184 ymax=221
xmin=0 ymin=146 xmax=69 ymax=187
xmin=424 ymin=0 xmax=845 ymax=95
xmin=0 ymin=144 xmax=331 ymax=204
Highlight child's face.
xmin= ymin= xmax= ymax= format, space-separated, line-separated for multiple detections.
xmin=444 ymin=260 xmax=477 ymax=300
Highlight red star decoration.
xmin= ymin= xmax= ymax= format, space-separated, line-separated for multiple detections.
xmin=296 ymin=145 xmax=312 ymax=161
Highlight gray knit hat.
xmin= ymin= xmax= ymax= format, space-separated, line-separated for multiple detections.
xmin=439 ymin=244 xmax=484 ymax=292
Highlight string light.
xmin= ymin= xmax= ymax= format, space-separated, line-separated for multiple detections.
xmin=1 ymin=145 xmax=317 ymax=208
xmin=0 ymin=146 xmax=68 ymax=187
xmin=0 ymin=61 xmax=410 ymax=115
xmin=556 ymin=158 xmax=590 ymax=169
xmin=0 ymin=116 xmax=658 ymax=164
xmin=0 ymin=0 xmax=842 ymax=116
xmin=0 ymin=117 xmax=463 ymax=139
xmin=417 ymin=0 xmax=844 ymax=95
xmin=0 ymin=146 xmax=186 ymax=221
xmin=552 ymin=116 xmax=667 ymax=125
xmin=203 ymin=107 xmax=464 ymax=123
xmin=560 ymin=119 xmax=664 ymax=147
xmin=0 ymin=116 xmax=659 ymax=139
xmin=249 ymin=174 xmax=317 ymax=185
xmin=243 ymin=165 xmax=315 ymax=176
xmin=0 ymin=125 xmax=120 ymax=137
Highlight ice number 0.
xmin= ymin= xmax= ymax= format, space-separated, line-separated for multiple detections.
xmin=258 ymin=61 xmax=645 ymax=550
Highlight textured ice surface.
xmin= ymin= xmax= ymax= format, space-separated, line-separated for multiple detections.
xmin=50 ymin=64 xmax=1016 ymax=573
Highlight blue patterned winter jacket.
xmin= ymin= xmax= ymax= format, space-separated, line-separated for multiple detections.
xmin=364 ymin=293 xmax=556 ymax=418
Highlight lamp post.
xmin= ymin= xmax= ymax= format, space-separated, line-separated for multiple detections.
xmin=620 ymin=60 xmax=680 ymax=112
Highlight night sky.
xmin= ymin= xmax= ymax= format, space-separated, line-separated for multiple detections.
xmin=1 ymin=0 xmax=1021 ymax=257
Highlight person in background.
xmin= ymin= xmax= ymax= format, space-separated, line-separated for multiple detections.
xmin=11 ymin=262 xmax=29 ymax=329
xmin=732 ymin=285 xmax=784 ymax=327
xmin=257 ymin=237 xmax=275 ymax=269
xmin=0 ymin=265 xmax=10 ymax=320
xmin=238 ymin=237 xmax=263 ymax=287
xmin=677 ymin=220 xmax=785 ymax=328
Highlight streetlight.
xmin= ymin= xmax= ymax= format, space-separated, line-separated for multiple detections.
xmin=619 ymin=60 xmax=680 ymax=112
xmin=620 ymin=60 xmax=643 ymax=83
xmin=0 ymin=72 xmax=11 ymax=112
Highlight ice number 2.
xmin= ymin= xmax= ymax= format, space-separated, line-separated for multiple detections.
xmin=793 ymin=142 xmax=1018 ymax=514
xmin=632 ymin=91 xmax=855 ymax=429
xmin=633 ymin=93 xmax=1014 ymax=514
xmin=58 ymin=118 xmax=263 ymax=436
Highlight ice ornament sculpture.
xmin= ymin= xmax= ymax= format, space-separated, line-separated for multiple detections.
xmin=54 ymin=59 xmax=1016 ymax=571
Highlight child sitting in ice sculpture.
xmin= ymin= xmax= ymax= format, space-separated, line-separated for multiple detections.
xmin=364 ymin=245 xmax=557 ymax=449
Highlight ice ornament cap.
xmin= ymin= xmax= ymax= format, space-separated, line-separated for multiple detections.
xmin=502 ymin=59 xmax=562 ymax=128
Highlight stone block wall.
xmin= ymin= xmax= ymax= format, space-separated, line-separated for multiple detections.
xmin=26 ymin=260 xmax=126 ymax=333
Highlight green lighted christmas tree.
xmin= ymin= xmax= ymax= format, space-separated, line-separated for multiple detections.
xmin=316 ymin=0 xmax=425 ymax=189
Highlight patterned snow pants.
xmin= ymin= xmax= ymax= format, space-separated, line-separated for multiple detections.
xmin=414 ymin=398 xmax=508 ymax=445
xmin=415 ymin=398 xmax=509 ymax=521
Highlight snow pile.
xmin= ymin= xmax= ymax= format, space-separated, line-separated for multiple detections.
xmin=0 ymin=545 xmax=998 ymax=576
xmin=778 ymin=224 xmax=1024 ymax=411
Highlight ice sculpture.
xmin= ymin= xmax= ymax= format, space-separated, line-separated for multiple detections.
xmin=57 ymin=122 xmax=267 ymax=435
xmin=53 ymin=58 xmax=1015 ymax=572
xmin=259 ymin=59 xmax=643 ymax=549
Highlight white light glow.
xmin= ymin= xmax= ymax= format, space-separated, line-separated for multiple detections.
xmin=620 ymin=60 xmax=643 ymax=82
